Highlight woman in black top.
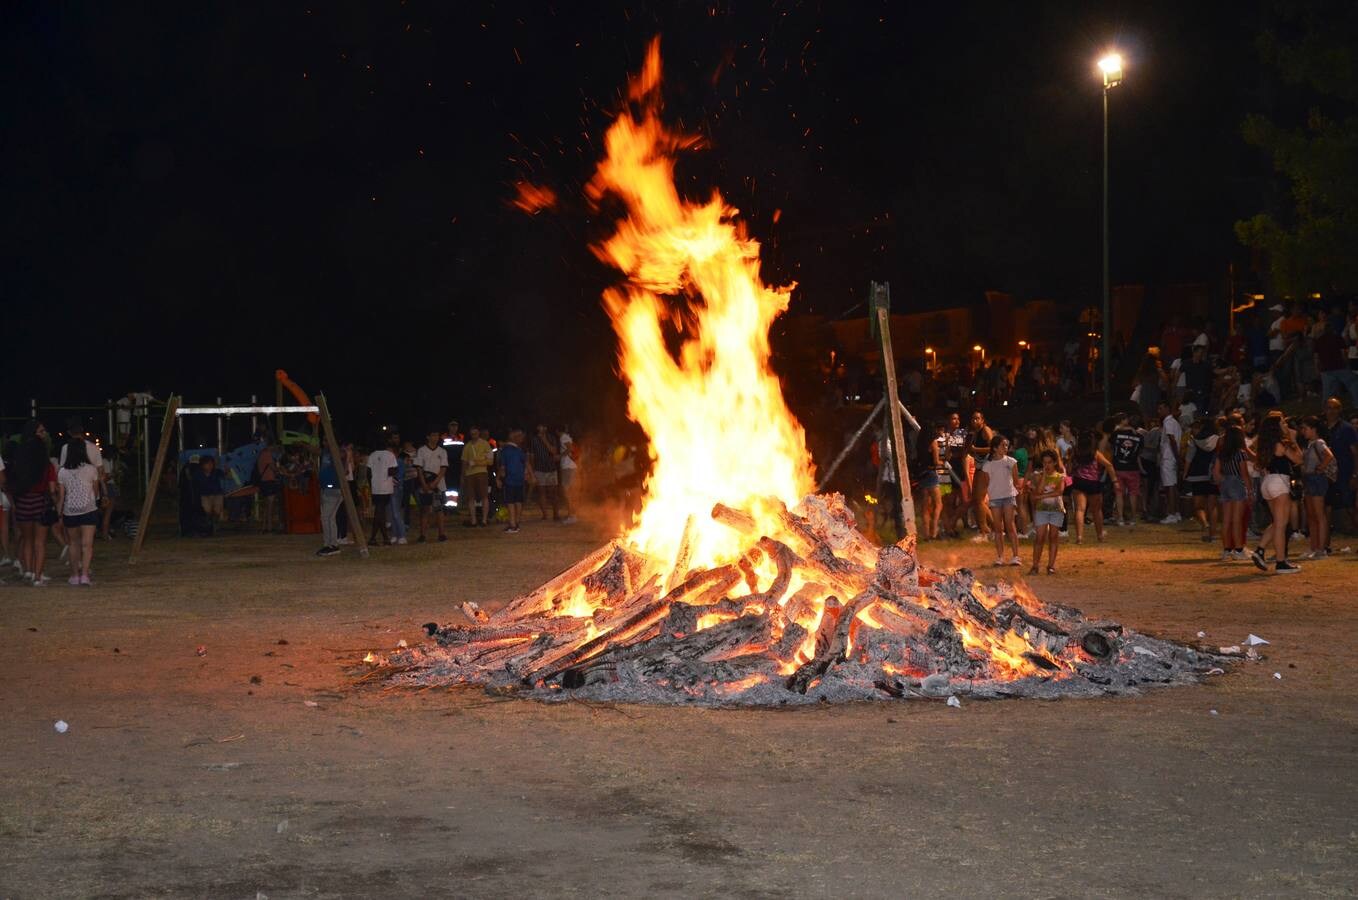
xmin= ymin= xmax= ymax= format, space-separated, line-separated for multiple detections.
xmin=1252 ymin=413 xmax=1304 ymax=573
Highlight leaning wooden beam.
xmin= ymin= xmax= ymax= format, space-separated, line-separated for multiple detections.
xmin=815 ymin=397 xmax=885 ymax=492
xmin=129 ymin=394 xmax=181 ymax=564
xmin=316 ymin=393 xmax=368 ymax=558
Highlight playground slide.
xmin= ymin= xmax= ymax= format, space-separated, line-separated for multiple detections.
xmin=275 ymin=369 xmax=320 ymax=425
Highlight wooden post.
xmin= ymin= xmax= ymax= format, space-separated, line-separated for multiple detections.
xmin=315 ymin=393 xmax=368 ymax=558
xmin=274 ymin=378 xmax=284 ymax=441
xmin=128 ymin=394 xmax=181 ymax=564
xmin=876 ymin=308 xmax=916 ymax=536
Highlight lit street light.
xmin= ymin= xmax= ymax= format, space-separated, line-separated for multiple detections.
xmin=1098 ymin=51 xmax=1123 ymax=416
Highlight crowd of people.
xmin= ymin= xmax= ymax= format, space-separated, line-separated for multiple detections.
xmin=869 ymin=393 xmax=1358 ymax=576
xmin=0 ymin=418 xmax=116 ymax=586
xmin=305 ymin=420 xmax=585 ymax=557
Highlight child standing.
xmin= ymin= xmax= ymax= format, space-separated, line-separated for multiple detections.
xmin=497 ymin=429 xmax=528 ymax=534
xmin=1028 ymin=449 xmax=1065 ymax=575
xmin=983 ymin=436 xmax=1022 ymax=566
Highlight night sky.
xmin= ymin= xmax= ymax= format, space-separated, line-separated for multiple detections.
xmin=2 ymin=1 xmax=1281 ymax=440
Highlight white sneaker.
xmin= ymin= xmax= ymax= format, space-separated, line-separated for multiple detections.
xmin=22 ymin=571 xmax=34 ymax=582
xmin=389 ymin=536 xmax=397 ymax=545
xmin=1008 ymin=556 xmax=1022 ymax=566
xmin=970 ymin=534 xmax=989 ymax=543
xmin=1289 ymin=531 xmax=1305 ymax=542
xmin=397 ymin=537 xmax=408 ymax=545
xmin=32 ymin=575 xmax=50 ymax=587
xmin=338 ymin=537 xmax=354 ymax=545
xmin=1160 ymin=514 xmax=1182 ymax=525
xmin=1220 ymin=550 xmax=1232 ymax=561
xmin=561 ymin=516 xmax=578 ymax=525
xmin=1058 ymin=530 xmax=1069 ymax=539
xmin=994 ymin=558 xmax=1005 ymax=566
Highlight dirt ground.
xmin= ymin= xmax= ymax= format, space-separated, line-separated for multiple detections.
xmin=3 ymin=512 xmax=1357 ymax=899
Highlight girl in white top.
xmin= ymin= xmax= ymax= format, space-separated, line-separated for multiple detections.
xmin=982 ymin=436 xmax=1023 ymax=567
xmin=55 ymin=438 xmax=101 ymax=585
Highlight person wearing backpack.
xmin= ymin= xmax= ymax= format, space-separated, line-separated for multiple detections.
xmin=1299 ymin=415 xmax=1336 ymax=559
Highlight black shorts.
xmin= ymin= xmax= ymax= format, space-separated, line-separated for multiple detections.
xmin=372 ymin=494 xmax=391 ymax=515
xmin=415 ymin=490 xmax=435 ymax=508
xmin=63 ymin=511 xmax=100 ymax=528
xmin=503 ymin=483 xmax=525 ymax=504
xmin=1073 ymin=478 xmax=1102 ymax=495
xmin=1184 ymin=481 xmax=1218 ymax=497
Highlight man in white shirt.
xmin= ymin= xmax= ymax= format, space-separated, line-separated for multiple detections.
xmin=1157 ymin=399 xmax=1183 ymax=524
xmin=366 ymin=440 xmax=398 ymax=547
xmin=413 ymin=430 xmax=449 ymax=543
xmin=558 ymin=427 xmax=578 ymax=525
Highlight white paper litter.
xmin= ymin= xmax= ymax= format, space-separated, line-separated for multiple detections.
xmin=53 ymin=720 xmax=68 ymax=734
xmin=1196 ymin=631 xmax=1206 ymax=638
xmin=1273 ymin=672 xmax=1282 ymax=679
xmin=1244 ymin=634 xmax=1270 ymax=646
xmin=1219 ymin=645 xmax=1242 ymax=654
xmin=1209 ymin=709 xmax=1219 ymax=716
xmin=303 ymin=700 xmax=319 ymax=708
xmin=946 ymin=696 xmax=961 ymax=708
xmin=1131 ymin=646 xmax=1156 ymax=657
xmin=396 ymin=639 xmax=408 ymax=649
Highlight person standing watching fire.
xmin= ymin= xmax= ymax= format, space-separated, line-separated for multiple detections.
xmin=529 ymin=424 xmax=560 ymax=521
xmin=1028 ymin=449 xmax=1065 ymax=575
xmin=461 ymin=426 xmax=493 ymax=528
xmin=366 ymin=437 xmax=397 ymax=546
xmin=983 ymin=436 xmax=1022 ymax=566
xmin=414 ymin=429 xmax=449 ymax=543
xmin=558 ymin=425 xmax=579 ymax=525
xmin=966 ymin=411 xmax=995 ymax=542
xmin=498 ymin=429 xmax=528 ymax=534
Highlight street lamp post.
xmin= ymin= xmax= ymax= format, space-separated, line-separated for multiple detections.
xmin=1098 ymin=52 xmax=1123 ymax=417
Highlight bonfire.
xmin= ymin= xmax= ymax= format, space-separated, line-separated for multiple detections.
xmin=379 ymin=40 xmax=1217 ymax=704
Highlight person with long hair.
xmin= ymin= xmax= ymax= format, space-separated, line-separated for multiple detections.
xmin=982 ymin=436 xmax=1022 ymax=566
xmin=6 ymin=421 xmax=58 ymax=586
xmin=55 ymin=437 xmax=100 ymax=584
xmin=1213 ymin=424 xmax=1252 ymax=560
xmin=1298 ymin=415 xmax=1336 ymax=560
xmin=1069 ymin=430 xmax=1116 ymax=544
xmin=1252 ymin=412 xmax=1304 ymax=573
xmin=917 ymin=422 xmax=945 ymax=540
xmin=940 ymin=412 xmax=970 ymax=538
xmin=1028 ymin=449 xmax=1065 ymax=575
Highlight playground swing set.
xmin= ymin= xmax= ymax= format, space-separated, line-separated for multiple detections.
xmin=128 ymin=375 xmax=368 ymax=563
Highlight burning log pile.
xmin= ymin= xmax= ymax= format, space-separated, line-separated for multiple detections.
xmin=381 ymin=494 xmax=1220 ymax=705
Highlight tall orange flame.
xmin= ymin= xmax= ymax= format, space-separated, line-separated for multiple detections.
xmin=587 ymin=39 xmax=813 ymax=568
